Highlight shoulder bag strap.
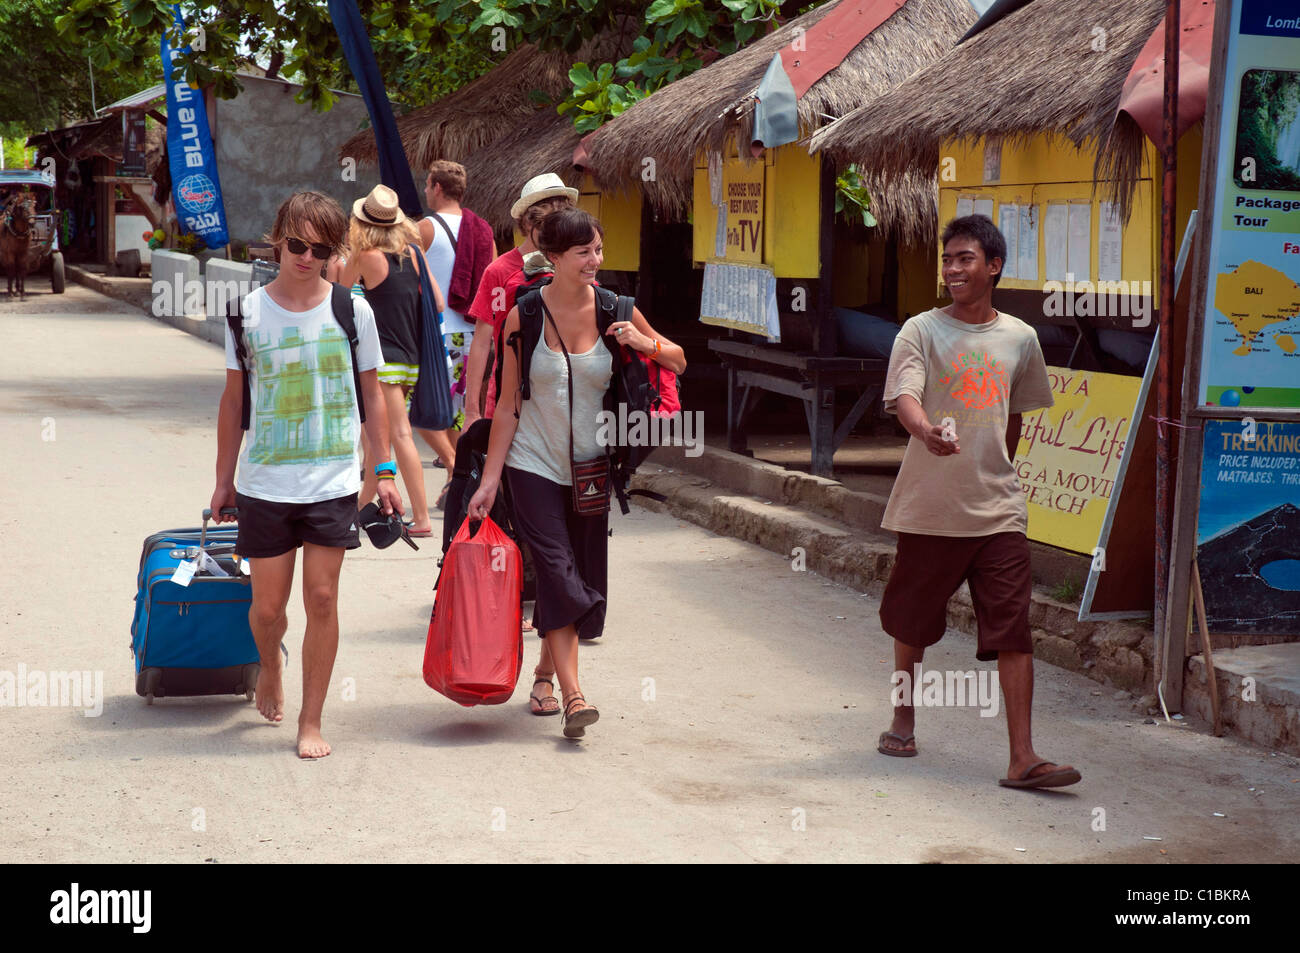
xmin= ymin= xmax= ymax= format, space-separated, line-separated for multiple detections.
xmin=536 ymin=292 xmax=577 ymax=473
xmin=225 ymin=302 xmax=251 ymax=431
xmin=429 ymin=211 xmax=458 ymax=253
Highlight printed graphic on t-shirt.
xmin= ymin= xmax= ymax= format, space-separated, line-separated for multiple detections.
xmin=248 ymin=324 xmax=356 ymax=465
xmin=939 ymin=351 xmax=1010 ymax=410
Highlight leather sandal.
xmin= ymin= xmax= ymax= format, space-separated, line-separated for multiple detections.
xmin=529 ymin=669 xmax=559 ymax=716
xmin=562 ymin=691 xmax=600 ymax=738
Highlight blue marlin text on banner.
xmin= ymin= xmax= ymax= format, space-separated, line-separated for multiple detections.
xmin=161 ymin=7 xmax=229 ymax=249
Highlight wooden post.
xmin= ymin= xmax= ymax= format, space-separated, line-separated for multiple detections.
xmin=1162 ymin=0 xmax=1232 ymax=708
xmin=811 ymin=154 xmax=836 ymax=476
xmin=1153 ymin=0 xmax=1180 ymax=686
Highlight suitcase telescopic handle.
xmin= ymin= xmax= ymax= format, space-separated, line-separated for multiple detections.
xmin=200 ymin=507 xmax=239 ymax=549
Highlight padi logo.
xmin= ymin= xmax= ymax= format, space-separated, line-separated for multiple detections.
xmin=595 ymin=405 xmax=704 ymax=458
xmin=176 ymin=173 xmax=216 ymax=214
xmin=49 ymin=883 xmax=151 ymax=933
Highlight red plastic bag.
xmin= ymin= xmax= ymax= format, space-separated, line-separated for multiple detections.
xmin=423 ymin=516 xmax=523 ymax=706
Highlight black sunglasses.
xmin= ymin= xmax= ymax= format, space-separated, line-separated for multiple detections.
xmin=284 ymin=236 xmax=334 ymax=260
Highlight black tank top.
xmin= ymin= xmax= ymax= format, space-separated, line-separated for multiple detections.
xmin=362 ymin=251 xmax=422 ymax=367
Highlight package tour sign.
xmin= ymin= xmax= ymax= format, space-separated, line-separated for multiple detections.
xmin=1197 ymin=0 xmax=1300 ymax=410
xmin=1196 ymin=419 xmax=1300 ymax=634
xmin=1014 ymin=367 xmax=1141 ymax=554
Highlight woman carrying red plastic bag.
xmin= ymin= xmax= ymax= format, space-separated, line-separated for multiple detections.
xmin=424 ymin=516 xmax=522 ymax=706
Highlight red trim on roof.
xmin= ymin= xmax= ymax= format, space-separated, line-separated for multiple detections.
xmin=1116 ymin=0 xmax=1216 ymax=144
xmin=778 ymin=0 xmax=908 ymax=99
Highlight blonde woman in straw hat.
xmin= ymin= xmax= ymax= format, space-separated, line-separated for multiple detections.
xmin=340 ymin=184 xmax=444 ymax=537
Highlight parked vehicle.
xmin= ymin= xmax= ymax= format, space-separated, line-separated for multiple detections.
xmin=0 ymin=169 xmax=64 ymax=294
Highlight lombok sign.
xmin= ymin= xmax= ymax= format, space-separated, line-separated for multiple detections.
xmin=1013 ymin=367 xmax=1141 ymax=553
xmin=161 ymin=7 xmax=229 ymax=250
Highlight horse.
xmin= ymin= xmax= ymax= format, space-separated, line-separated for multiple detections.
xmin=1 ymin=192 xmax=37 ymax=299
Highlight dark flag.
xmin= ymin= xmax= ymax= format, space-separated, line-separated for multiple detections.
xmin=327 ymin=0 xmax=423 ymax=217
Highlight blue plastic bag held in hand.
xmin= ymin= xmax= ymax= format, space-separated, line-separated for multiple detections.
xmin=406 ymin=242 xmax=455 ymax=430
xmin=423 ymin=516 xmax=523 ymax=706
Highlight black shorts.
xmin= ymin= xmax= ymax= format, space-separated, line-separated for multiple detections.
xmin=234 ymin=492 xmax=361 ymax=558
xmin=879 ymin=531 xmax=1033 ymax=661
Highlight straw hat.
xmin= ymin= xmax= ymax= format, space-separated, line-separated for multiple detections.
xmin=352 ymin=184 xmax=407 ymax=226
xmin=510 ymin=173 xmax=579 ymax=220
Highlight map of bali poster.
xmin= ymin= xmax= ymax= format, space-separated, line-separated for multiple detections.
xmin=1197 ymin=420 xmax=1300 ymax=635
xmin=1198 ymin=1 xmax=1300 ymax=411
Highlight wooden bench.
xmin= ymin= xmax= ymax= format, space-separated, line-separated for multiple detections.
xmin=709 ymin=338 xmax=888 ymax=476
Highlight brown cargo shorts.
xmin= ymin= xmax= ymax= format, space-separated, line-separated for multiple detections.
xmin=879 ymin=530 xmax=1033 ymax=661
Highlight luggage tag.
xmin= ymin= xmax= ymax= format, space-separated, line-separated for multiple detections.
xmin=940 ymin=416 xmax=958 ymax=443
xmin=196 ymin=550 xmax=230 ymax=577
xmin=170 ymin=560 xmax=197 ymax=587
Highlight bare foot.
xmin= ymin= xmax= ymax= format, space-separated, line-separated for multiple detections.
xmin=297 ymin=722 xmax=331 ymax=759
xmin=255 ymin=657 xmax=284 ymax=723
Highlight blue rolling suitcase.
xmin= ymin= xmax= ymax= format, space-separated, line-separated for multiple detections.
xmin=131 ymin=508 xmax=260 ymax=704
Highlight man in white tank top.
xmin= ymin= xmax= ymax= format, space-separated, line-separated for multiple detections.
xmin=418 ymin=161 xmax=497 ymax=503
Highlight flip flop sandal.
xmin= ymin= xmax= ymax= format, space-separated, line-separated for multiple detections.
xmin=998 ymin=760 xmax=1082 ymax=789
xmin=878 ymin=730 xmax=918 ymax=757
xmin=435 ymin=479 xmax=452 ymax=511
xmin=529 ymin=673 xmax=560 ymax=716
xmin=562 ymin=693 xmax=600 ymax=738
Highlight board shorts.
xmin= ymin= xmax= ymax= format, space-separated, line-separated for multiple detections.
xmin=445 ymin=330 xmax=471 ymax=431
xmin=879 ymin=530 xmax=1033 ymax=661
xmin=234 ymin=492 xmax=361 ymax=558
xmin=378 ymin=361 xmax=419 ymax=387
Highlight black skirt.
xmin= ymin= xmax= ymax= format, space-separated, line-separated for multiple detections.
xmin=505 ymin=466 xmax=607 ymax=640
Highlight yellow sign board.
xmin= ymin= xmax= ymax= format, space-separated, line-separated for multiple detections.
xmin=1014 ymin=367 xmax=1141 ymax=553
xmin=723 ymin=161 xmax=765 ymax=263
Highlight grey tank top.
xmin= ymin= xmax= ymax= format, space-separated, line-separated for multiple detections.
xmin=506 ymin=322 xmax=613 ymax=486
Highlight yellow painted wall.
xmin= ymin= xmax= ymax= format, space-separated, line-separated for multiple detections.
xmin=692 ymin=144 xmax=821 ymax=278
xmin=934 ymin=128 xmax=1204 ymax=311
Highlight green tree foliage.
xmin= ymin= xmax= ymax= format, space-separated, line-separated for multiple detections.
xmin=0 ymin=0 xmax=158 ymax=132
xmin=58 ymin=1 xmax=789 ymax=129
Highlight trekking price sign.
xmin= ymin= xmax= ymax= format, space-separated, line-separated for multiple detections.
xmin=1196 ymin=0 xmax=1300 ymax=411
xmin=1195 ymin=419 xmax=1300 ymax=635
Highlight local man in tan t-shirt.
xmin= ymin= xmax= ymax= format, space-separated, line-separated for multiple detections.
xmin=877 ymin=214 xmax=1081 ymax=789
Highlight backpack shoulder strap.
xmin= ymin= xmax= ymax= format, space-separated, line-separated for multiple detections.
xmin=509 ymin=288 xmax=545 ymax=413
xmin=429 ymin=211 xmax=458 ymax=253
xmin=593 ymin=285 xmax=620 ymax=334
xmin=225 ymin=301 xmax=251 ymax=431
xmin=330 ymin=283 xmax=366 ymax=424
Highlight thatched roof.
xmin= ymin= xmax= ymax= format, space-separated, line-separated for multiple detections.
xmin=337 ymin=29 xmax=636 ymax=168
xmin=460 ymin=110 xmax=587 ymax=234
xmin=810 ymin=0 xmax=1169 ymax=217
xmin=580 ymin=0 xmax=977 ymax=243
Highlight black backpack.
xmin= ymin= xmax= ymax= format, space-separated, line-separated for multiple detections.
xmin=507 ymin=285 xmax=664 ymax=514
xmin=225 ymin=283 xmax=365 ymax=430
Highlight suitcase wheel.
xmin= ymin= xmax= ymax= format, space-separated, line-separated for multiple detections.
xmin=139 ymin=667 xmax=162 ymax=705
xmin=239 ymin=663 xmax=261 ymax=703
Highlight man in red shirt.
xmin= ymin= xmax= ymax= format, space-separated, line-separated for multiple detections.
xmin=464 ymin=173 xmax=578 ymax=425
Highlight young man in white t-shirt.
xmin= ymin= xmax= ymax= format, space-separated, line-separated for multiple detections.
xmin=211 ymin=191 xmax=403 ymax=759
xmin=877 ymin=214 xmax=1080 ymax=790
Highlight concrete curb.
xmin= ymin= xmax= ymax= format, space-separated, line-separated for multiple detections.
xmin=69 ymin=265 xmax=225 ymax=345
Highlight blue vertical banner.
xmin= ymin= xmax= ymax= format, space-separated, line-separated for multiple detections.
xmin=162 ymin=6 xmax=229 ymax=249
xmin=328 ymin=0 xmax=422 ymax=217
